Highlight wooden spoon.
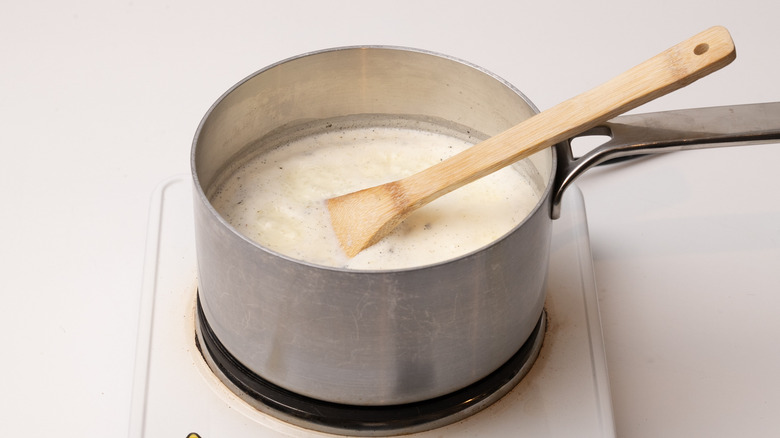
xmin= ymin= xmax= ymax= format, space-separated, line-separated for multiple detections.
xmin=327 ymin=26 xmax=736 ymax=257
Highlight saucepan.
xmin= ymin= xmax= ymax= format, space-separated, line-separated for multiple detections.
xmin=190 ymin=46 xmax=779 ymax=431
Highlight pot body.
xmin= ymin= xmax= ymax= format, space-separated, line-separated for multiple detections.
xmin=191 ymin=47 xmax=555 ymax=406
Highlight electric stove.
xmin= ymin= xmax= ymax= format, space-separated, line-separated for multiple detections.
xmin=129 ymin=176 xmax=614 ymax=437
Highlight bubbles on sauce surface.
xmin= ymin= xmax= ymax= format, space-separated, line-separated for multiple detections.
xmin=210 ymin=123 xmax=540 ymax=270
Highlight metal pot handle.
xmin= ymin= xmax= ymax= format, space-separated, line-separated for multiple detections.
xmin=551 ymin=102 xmax=780 ymax=218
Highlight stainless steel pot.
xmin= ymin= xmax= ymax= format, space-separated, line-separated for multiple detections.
xmin=191 ymin=46 xmax=780 ymax=407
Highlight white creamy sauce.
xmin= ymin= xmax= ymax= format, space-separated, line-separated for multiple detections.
xmin=211 ymin=125 xmax=540 ymax=270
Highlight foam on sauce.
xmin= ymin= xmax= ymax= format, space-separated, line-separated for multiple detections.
xmin=210 ymin=124 xmax=541 ymax=270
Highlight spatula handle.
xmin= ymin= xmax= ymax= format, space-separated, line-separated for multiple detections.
xmin=403 ymin=26 xmax=736 ymax=206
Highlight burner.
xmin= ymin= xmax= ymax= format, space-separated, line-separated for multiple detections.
xmin=195 ymin=294 xmax=546 ymax=436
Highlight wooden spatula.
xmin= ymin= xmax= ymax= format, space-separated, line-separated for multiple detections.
xmin=327 ymin=26 xmax=736 ymax=257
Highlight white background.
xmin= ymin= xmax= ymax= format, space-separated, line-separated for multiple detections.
xmin=2 ymin=1 xmax=778 ymax=436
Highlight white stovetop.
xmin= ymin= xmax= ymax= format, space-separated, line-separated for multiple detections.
xmin=2 ymin=2 xmax=779 ymax=437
